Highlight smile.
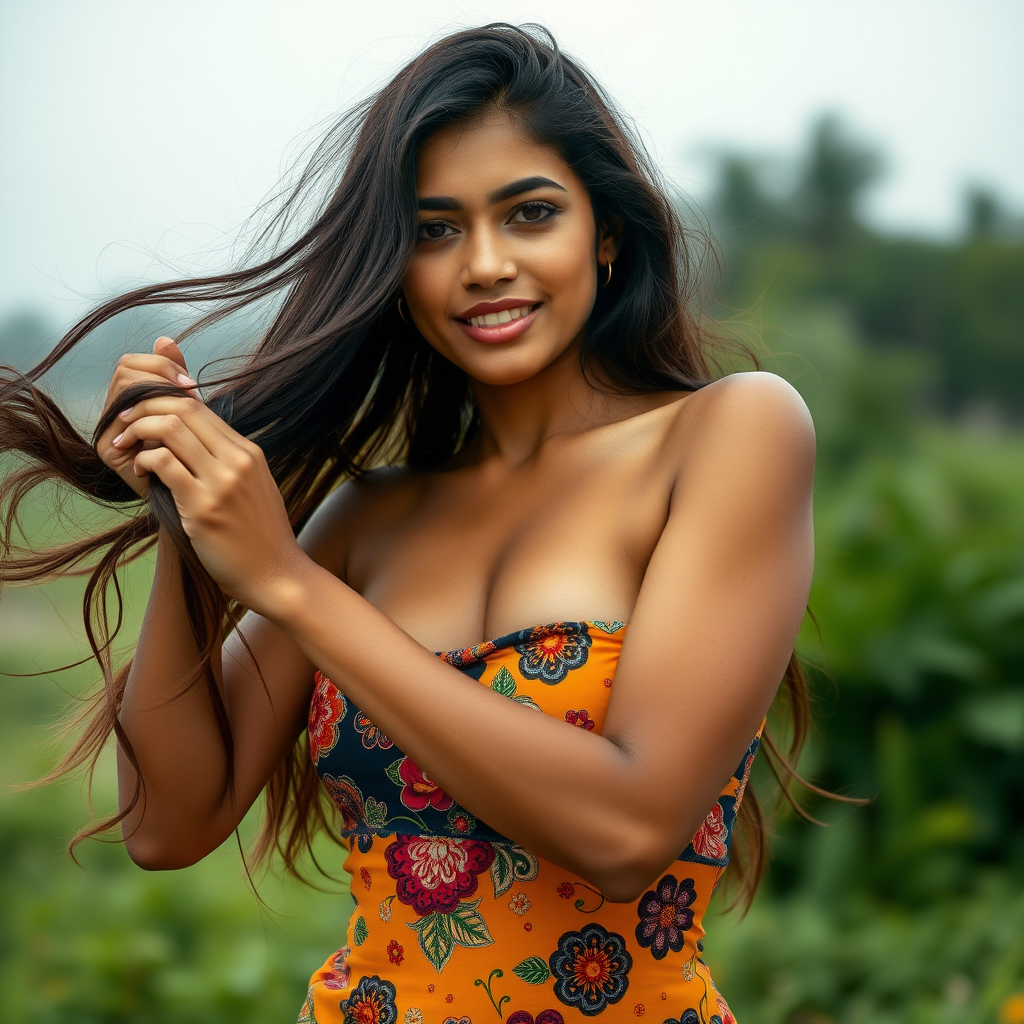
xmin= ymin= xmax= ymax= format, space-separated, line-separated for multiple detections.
xmin=454 ymin=302 xmax=542 ymax=345
xmin=466 ymin=305 xmax=534 ymax=327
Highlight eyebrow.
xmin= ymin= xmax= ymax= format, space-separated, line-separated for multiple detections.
xmin=417 ymin=175 xmax=568 ymax=211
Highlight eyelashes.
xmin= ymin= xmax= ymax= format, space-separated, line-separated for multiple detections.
xmin=416 ymin=200 xmax=560 ymax=241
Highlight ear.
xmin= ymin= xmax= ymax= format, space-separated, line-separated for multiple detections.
xmin=597 ymin=215 xmax=624 ymax=266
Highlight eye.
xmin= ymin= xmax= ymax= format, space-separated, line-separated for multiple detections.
xmin=509 ymin=201 xmax=558 ymax=224
xmin=417 ymin=221 xmax=457 ymax=241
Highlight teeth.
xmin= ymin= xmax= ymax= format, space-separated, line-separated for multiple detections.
xmin=469 ymin=305 xmax=533 ymax=328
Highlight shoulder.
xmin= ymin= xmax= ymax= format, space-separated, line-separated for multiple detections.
xmin=295 ymin=465 xmax=425 ymax=581
xmin=667 ymin=371 xmax=815 ymax=478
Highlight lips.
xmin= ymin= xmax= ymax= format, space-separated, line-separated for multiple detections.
xmin=454 ymin=301 xmax=542 ymax=345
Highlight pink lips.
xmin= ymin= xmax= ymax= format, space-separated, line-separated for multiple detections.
xmin=454 ymin=301 xmax=541 ymax=345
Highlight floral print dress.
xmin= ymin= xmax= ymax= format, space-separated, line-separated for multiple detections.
xmin=300 ymin=620 xmax=761 ymax=1024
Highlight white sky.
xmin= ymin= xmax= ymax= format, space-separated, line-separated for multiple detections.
xmin=2 ymin=0 xmax=1022 ymax=322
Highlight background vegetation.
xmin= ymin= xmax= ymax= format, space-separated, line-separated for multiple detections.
xmin=1 ymin=115 xmax=1022 ymax=1023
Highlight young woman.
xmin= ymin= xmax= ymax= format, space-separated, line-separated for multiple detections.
xmin=2 ymin=24 xmax=820 ymax=1024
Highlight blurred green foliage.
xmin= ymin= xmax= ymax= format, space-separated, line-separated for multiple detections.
xmin=1 ymin=114 xmax=1022 ymax=1021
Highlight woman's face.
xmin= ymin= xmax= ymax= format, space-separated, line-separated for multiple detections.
xmin=401 ymin=110 xmax=617 ymax=386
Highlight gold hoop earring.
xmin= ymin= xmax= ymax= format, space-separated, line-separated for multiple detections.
xmin=397 ymin=297 xmax=409 ymax=324
xmin=601 ymin=261 xmax=613 ymax=288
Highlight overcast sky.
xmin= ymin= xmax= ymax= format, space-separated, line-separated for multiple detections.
xmin=2 ymin=0 xmax=1022 ymax=323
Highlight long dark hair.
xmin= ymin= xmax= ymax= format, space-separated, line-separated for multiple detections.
xmin=0 ymin=22 xmax=835 ymax=911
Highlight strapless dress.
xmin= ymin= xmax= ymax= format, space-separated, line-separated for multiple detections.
xmin=298 ymin=620 xmax=761 ymax=1024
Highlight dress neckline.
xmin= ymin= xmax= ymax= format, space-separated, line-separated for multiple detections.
xmin=433 ymin=618 xmax=628 ymax=666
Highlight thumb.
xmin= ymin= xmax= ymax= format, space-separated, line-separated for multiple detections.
xmin=154 ymin=335 xmax=188 ymax=373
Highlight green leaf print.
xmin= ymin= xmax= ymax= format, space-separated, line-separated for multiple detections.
xmin=490 ymin=845 xmax=515 ymax=897
xmin=490 ymin=665 xmax=517 ymax=697
xmin=297 ymin=986 xmax=318 ymax=1024
xmin=512 ymin=956 xmax=551 ymax=985
xmin=509 ymin=844 xmax=540 ymax=882
xmin=385 ymin=758 xmax=404 ymax=787
xmin=511 ymin=693 xmax=543 ymax=712
xmin=407 ymin=911 xmax=456 ymax=974
xmin=364 ymin=796 xmax=388 ymax=829
xmin=446 ymin=898 xmax=493 ymax=948
xmin=353 ymin=915 xmax=368 ymax=946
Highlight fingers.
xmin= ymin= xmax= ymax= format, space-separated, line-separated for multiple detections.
xmin=115 ymin=394 xmax=257 ymax=457
xmin=112 ymin=413 xmax=218 ymax=478
xmin=132 ymin=446 xmax=199 ymax=499
xmin=113 ymin=352 xmax=196 ymax=390
xmin=153 ymin=336 xmax=190 ymax=375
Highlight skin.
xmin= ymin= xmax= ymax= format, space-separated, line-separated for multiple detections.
xmin=98 ymin=112 xmax=815 ymax=903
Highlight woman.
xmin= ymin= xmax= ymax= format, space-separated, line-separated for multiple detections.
xmin=2 ymin=24 xmax=820 ymax=1024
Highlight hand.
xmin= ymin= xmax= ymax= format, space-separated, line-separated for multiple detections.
xmin=109 ymin=387 xmax=305 ymax=611
xmin=96 ymin=336 xmax=198 ymax=498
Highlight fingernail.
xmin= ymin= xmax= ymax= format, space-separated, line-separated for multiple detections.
xmin=119 ymin=406 xmax=134 ymax=419
xmin=112 ymin=432 xmax=124 ymax=446
xmin=177 ymin=373 xmax=197 ymax=387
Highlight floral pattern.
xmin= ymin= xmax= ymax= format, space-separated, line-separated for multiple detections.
xmin=309 ymin=672 xmax=347 ymax=761
xmin=385 ymin=835 xmax=494 ymax=916
xmin=690 ymin=804 xmax=728 ymax=862
xmin=392 ymin=757 xmax=454 ymax=813
xmin=339 ymin=974 xmax=398 ymax=1024
xmin=354 ymin=711 xmax=393 ymax=750
xmin=302 ymin=620 xmax=759 ymax=1022
xmin=549 ymin=923 xmax=633 ymax=1015
xmin=635 ymin=875 xmax=696 ymax=960
xmin=565 ymin=709 xmax=595 ymax=730
xmin=515 ymin=622 xmax=592 ymax=685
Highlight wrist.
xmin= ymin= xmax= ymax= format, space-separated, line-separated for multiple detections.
xmin=253 ymin=544 xmax=330 ymax=626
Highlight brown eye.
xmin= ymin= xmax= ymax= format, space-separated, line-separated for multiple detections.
xmin=511 ymin=201 xmax=557 ymax=224
xmin=417 ymin=222 xmax=455 ymax=241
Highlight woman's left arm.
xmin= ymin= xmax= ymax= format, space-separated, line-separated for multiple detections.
xmin=115 ymin=370 xmax=814 ymax=902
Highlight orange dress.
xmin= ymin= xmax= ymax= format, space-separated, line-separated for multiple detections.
xmin=299 ymin=620 xmax=761 ymax=1024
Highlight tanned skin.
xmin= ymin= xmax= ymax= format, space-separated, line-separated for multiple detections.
xmin=98 ymin=111 xmax=815 ymax=904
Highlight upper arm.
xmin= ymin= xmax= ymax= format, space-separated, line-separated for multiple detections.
xmin=605 ymin=371 xmax=815 ymax=861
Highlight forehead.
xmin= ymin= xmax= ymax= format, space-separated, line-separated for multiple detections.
xmin=416 ymin=110 xmax=582 ymax=199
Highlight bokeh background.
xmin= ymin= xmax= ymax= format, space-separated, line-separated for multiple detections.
xmin=1 ymin=2 xmax=1022 ymax=1022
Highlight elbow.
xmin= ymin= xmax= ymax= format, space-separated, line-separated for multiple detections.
xmin=581 ymin=825 xmax=679 ymax=904
xmin=122 ymin=823 xmax=212 ymax=872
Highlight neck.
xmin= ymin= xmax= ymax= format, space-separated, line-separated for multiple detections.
xmin=458 ymin=338 xmax=633 ymax=468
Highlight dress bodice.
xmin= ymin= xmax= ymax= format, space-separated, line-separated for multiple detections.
xmin=299 ymin=620 xmax=760 ymax=1024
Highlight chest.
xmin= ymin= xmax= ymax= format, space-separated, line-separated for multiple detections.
xmin=345 ymin=418 xmax=680 ymax=652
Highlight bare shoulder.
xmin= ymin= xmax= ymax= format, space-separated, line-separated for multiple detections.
xmin=295 ymin=465 xmax=424 ymax=581
xmin=667 ymin=371 xmax=815 ymax=475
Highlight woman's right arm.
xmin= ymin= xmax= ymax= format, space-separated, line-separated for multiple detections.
xmin=101 ymin=338 xmax=353 ymax=869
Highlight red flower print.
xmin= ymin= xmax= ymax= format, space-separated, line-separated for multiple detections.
xmin=397 ymin=757 xmax=453 ymax=812
xmin=565 ymin=709 xmax=595 ymax=730
xmin=634 ymin=1004 xmax=646 ymax=1016
xmin=557 ymin=882 xmax=576 ymax=899
xmin=359 ymin=867 xmax=372 ymax=891
xmin=385 ymin=835 xmax=495 ymax=916
xmin=691 ymin=801 xmax=728 ymax=861
xmin=524 ymin=921 xmax=533 ymax=931
xmin=387 ymin=939 xmax=405 ymax=966
xmin=445 ymin=993 xmax=454 ymax=1003
xmin=354 ymin=710 xmax=394 ymax=750
xmin=316 ymin=946 xmax=350 ymax=990
xmin=308 ymin=672 xmax=347 ymax=762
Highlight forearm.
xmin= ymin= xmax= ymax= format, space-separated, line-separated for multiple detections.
xmin=262 ymin=558 xmax=672 ymax=898
xmin=117 ymin=529 xmax=233 ymax=864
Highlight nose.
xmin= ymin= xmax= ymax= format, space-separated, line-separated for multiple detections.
xmin=460 ymin=225 xmax=517 ymax=290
